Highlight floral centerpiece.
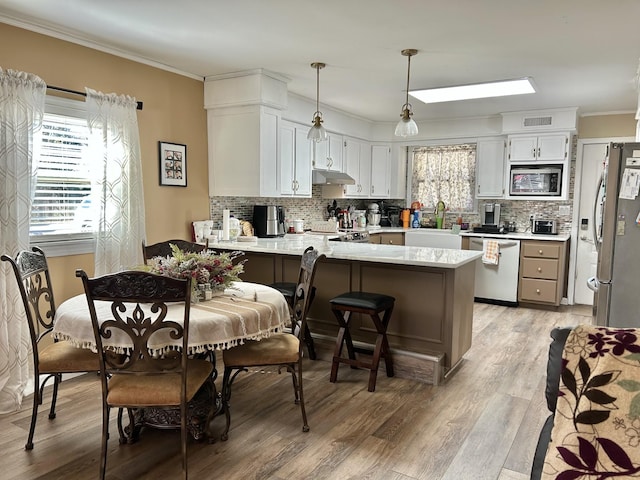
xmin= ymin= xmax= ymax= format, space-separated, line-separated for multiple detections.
xmin=145 ymin=244 xmax=245 ymax=300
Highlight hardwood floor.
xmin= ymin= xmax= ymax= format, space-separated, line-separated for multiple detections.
xmin=0 ymin=303 xmax=591 ymax=479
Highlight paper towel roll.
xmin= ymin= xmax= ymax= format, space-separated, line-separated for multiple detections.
xmin=222 ymin=209 xmax=230 ymax=241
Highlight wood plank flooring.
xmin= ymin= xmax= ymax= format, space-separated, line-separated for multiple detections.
xmin=0 ymin=302 xmax=590 ymax=479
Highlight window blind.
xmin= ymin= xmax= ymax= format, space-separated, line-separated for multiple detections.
xmin=30 ymin=112 xmax=92 ymax=235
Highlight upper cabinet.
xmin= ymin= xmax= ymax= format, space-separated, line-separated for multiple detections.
xmin=343 ymin=137 xmax=372 ymax=197
xmin=370 ymin=144 xmax=391 ymax=198
xmin=280 ymin=120 xmax=312 ymax=197
xmin=313 ymin=133 xmax=343 ymax=171
xmin=204 ymin=70 xmax=289 ymax=197
xmin=476 ymin=138 xmax=506 ymax=198
xmin=389 ymin=145 xmax=407 ymax=199
xmin=507 ymin=133 xmax=569 ymax=163
xmin=207 ymin=105 xmax=280 ymax=197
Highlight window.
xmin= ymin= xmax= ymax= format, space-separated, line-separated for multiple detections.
xmin=411 ymin=144 xmax=476 ymax=213
xmin=30 ymin=96 xmax=96 ymax=256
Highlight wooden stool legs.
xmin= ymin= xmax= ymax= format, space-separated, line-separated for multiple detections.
xmin=329 ymin=302 xmax=394 ymax=392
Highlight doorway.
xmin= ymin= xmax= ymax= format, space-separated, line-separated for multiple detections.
xmin=569 ymin=137 xmax=634 ymax=305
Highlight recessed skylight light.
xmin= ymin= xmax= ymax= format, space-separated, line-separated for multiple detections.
xmin=409 ymin=77 xmax=535 ymax=104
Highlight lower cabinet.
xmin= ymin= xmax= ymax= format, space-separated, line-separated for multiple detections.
xmin=518 ymin=240 xmax=567 ymax=306
xmin=369 ymin=232 xmax=404 ymax=245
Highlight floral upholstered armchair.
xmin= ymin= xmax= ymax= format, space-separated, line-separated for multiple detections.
xmin=533 ymin=325 xmax=640 ymax=479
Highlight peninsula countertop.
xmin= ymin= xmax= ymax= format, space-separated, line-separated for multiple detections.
xmin=207 ymin=234 xmax=481 ymax=269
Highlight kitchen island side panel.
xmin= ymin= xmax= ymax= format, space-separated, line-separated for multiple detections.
xmin=238 ymin=250 xmax=474 ymax=373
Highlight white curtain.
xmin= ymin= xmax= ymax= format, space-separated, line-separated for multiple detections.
xmin=412 ymin=144 xmax=476 ymax=212
xmin=86 ymin=88 xmax=145 ymax=276
xmin=0 ymin=68 xmax=46 ymax=412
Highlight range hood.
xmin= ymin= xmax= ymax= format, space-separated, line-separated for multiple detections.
xmin=312 ymin=170 xmax=355 ymax=185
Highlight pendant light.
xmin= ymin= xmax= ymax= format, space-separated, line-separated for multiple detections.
xmin=307 ymin=62 xmax=328 ymax=142
xmin=395 ymin=49 xmax=419 ymax=137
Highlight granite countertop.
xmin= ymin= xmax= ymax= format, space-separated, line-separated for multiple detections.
xmin=208 ymin=234 xmax=481 ymax=269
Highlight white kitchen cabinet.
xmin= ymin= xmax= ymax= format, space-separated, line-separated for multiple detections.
xmin=370 ymin=144 xmax=391 ymax=198
xmin=389 ymin=145 xmax=407 ymax=199
xmin=207 ymin=105 xmax=279 ymax=197
xmin=313 ymin=132 xmax=343 ymax=171
xmin=507 ymin=133 xmax=569 ymax=162
xmin=280 ymin=120 xmax=312 ymax=197
xmin=476 ymin=137 xmax=506 ymax=198
xmin=343 ymin=137 xmax=371 ymax=197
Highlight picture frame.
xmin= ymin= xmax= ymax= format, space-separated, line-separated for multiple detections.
xmin=158 ymin=141 xmax=187 ymax=187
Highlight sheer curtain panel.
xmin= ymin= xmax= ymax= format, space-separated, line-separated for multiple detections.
xmin=0 ymin=68 xmax=46 ymax=412
xmin=86 ymin=88 xmax=146 ymax=276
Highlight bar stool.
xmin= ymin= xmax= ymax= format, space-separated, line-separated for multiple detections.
xmin=329 ymin=291 xmax=395 ymax=392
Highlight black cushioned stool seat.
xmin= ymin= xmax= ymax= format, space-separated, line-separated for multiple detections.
xmin=329 ymin=291 xmax=395 ymax=392
xmin=269 ymin=282 xmax=317 ymax=360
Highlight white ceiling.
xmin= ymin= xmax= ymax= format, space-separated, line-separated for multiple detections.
xmin=2 ymin=0 xmax=639 ymax=124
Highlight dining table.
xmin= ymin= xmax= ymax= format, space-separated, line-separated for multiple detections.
xmin=52 ymin=280 xmax=290 ymax=440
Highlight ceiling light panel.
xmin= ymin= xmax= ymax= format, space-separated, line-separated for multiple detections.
xmin=410 ymin=77 xmax=535 ymax=104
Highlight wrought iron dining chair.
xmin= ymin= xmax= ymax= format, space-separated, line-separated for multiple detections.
xmin=141 ymin=239 xmax=207 ymax=264
xmin=76 ymin=269 xmax=214 ymax=480
xmin=1 ymin=247 xmax=99 ymax=450
xmin=221 ymin=246 xmax=325 ymax=440
xmin=268 ymin=245 xmax=319 ymax=360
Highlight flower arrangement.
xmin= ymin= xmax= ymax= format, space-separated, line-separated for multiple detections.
xmin=145 ymin=244 xmax=245 ymax=298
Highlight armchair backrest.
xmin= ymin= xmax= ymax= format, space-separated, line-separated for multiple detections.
xmin=1 ymin=247 xmax=56 ymax=360
xmin=142 ymin=239 xmax=206 ymax=264
xmin=76 ymin=270 xmax=192 ymax=389
xmin=291 ymin=246 xmax=325 ymax=346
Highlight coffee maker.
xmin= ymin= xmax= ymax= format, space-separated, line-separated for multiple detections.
xmin=253 ymin=205 xmax=285 ymax=237
xmin=481 ymin=203 xmax=501 ymax=226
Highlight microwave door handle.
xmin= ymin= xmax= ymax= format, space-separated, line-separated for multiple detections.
xmin=592 ymin=171 xmax=604 ymax=253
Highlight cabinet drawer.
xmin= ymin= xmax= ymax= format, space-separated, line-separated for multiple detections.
xmin=520 ymin=278 xmax=557 ymax=303
xmin=380 ymin=233 xmax=404 ymax=245
xmin=522 ymin=242 xmax=560 ymax=259
xmin=520 ymin=258 xmax=559 ymax=280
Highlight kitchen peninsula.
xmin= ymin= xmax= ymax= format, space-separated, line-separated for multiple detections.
xmin=207 ymin=234 xmax=482 ymax=384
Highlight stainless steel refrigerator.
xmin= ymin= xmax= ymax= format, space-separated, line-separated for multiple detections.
xmin=591 ymin=142 xmax=640 ymax=327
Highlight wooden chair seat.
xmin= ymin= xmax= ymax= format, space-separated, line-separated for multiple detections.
xmin=38 ymin=340 xmax=100 ymax=373
xmin=107 ymin=359 xmax=213 ymax=406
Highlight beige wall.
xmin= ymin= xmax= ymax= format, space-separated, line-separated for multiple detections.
xmin=578 ymin=113 xmax=636 ymax=138
xmin=1 ymin=23 xmax=209 ymax=301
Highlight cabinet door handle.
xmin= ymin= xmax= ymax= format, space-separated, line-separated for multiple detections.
xmin=536 ymin=289 xmax=541 ymax=294
xmin=328 ymin=157 xmax=332 ymax=168
xmin=372 ymin=185 xmax=375 ymax=194
xmin=537 ymin=147 xmax=541 ymax=157
xmin=537 ymin=267 xmax=542 ymax=272
xmin=538 ymin=249 xmax=543 ymax=255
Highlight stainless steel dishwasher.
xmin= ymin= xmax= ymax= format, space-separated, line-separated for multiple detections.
xmin=469 ymin=237 xmax=521 ymax=306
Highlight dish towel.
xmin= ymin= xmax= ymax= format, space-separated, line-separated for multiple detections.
xmin=482 ymin=239 xmax=500 ymax=265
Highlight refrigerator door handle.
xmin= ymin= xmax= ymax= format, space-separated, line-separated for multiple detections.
xmin=592 ymin=171 xmax=604 ymax=253
xmin=587 ymin=276 xmax=599 ymax=292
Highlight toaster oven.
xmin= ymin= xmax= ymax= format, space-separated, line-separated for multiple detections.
xmin=533 ymin=220 xmax=557 ymax=235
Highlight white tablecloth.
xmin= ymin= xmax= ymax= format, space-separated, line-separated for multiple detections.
xmin=53 ymin=282 xmax=289 ymax=355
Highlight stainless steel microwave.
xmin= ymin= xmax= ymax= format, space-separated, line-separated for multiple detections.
xmin=509 ymin=165 xmax=562 ymax=196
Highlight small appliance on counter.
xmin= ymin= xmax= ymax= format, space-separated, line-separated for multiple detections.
xmin=253 ymin=205 xmax=285 ymax=238
xmin=367 ymin=203 xmax=381 ymax=227
xmin=473 ymin=203 xmax=506 ymax=233
xmin=533 ymin=219 xmax=557 ymax=235
xmin=481 ymin=202 xmax=501 ymax=227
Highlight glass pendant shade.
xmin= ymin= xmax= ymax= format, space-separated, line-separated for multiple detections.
xmin=395 ymin=107 xmax=418 ymax=137
xmin=395 ymin=49 xmax=419 ymax=137
xmin=307 ymin=114 xmax=328 ymax=142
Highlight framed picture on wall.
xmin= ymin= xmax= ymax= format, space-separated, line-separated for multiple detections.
xmin=158 ymin=141 xmax=187 ymax=187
